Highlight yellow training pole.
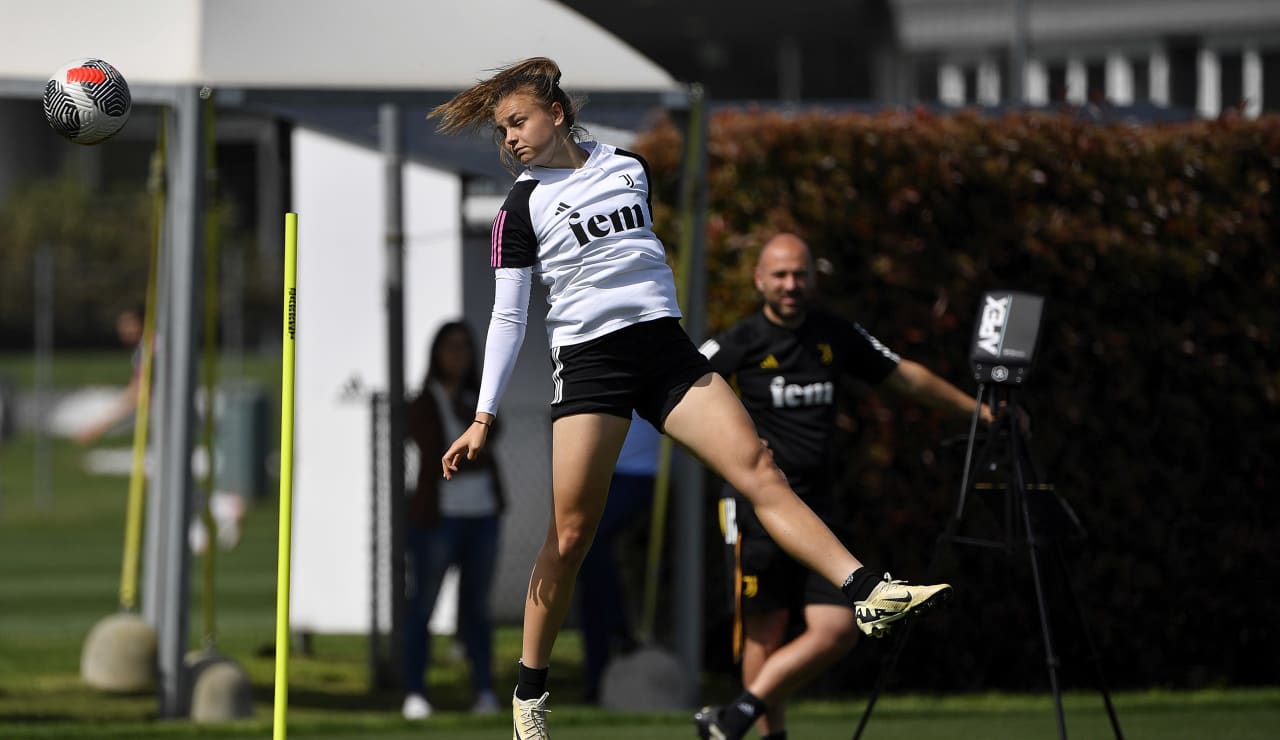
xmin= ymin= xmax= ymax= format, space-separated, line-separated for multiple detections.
xmin=272 ymin=212 xmax=298 ymax=740
xmin=119 ymin=119 xmax=166 ymax=611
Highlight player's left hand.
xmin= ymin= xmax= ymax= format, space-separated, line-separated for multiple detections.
xmin=441 ymin=417 xmax=492 ymax=480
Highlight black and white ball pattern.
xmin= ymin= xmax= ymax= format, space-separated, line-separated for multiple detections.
xmin=43 ymin=58 xmax=132 ymax=145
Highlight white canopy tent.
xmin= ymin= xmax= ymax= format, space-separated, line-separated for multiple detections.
xmin=2 ymin=0 xmax=686 ymax=717
xmin=0 ymin=0 xmax=677 ymax=92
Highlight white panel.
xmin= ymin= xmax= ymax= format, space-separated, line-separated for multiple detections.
xmin=977 ymin=58 xmax=1001 ymax=104
xmin=1026 ymin=59 xmax=1049 ymax=105
xmin=1066 ymin=58 xmax=1087 ymax=104
xmin=1199 ymin=48 xmax=1221 ymax=118
xmin=404 ymin=156 xmax=464 ymax=388
xmin=939 ymin=64 xmax=965 ymax=106
xmin=1106 ymin=53 xmax=1134 ymax=104
xmin=1243 ymin=47 xmax=1263 ymax=118
xmin=290 ymin=128 xmax=385 ymax=634
xmin=1150 ymin=48 xmax=1171 ymax=106
xmin=289 ymin=127 xmax=461 ymax=634
xmin=0 ymin=0 xmax=202 ymax=83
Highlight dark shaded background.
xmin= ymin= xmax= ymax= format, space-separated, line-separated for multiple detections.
xmin=635 ymin=109 xmax=1279 ymax=692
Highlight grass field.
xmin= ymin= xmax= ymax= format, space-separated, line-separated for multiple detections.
xmin=1 ymin=352 xmax=1278 ymax=739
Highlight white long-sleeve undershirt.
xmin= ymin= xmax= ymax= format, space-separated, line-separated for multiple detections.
xmin=476 ymin=267 xmax=532 ymax=416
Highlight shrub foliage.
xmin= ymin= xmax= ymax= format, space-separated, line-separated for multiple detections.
xmin=634 ymin=109 xmax=1280 ymax=690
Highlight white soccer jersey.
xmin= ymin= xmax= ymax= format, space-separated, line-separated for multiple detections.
xmin=474 ymin=141 xmax=683 ymax=416
xmin=491 ymin=141 xmax=681 ymax=346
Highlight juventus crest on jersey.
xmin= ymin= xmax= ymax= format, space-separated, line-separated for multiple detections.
xmin=490 ymin=141 xmax=681 ymax=347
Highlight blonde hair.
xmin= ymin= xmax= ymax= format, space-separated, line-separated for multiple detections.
xmin=429 ymin=57 xmax=585 ymax=172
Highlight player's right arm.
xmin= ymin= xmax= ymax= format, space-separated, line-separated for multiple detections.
xmin=443 ymin=187 xmax=537 ymax=479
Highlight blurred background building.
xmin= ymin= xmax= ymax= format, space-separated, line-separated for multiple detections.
xmin=6 ymin=1 xmax=1280 ymax=222
xmin=561 ymin=0 xmax=1280 ymax=117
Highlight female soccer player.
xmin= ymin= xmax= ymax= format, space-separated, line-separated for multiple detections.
xmin=430 ymin=57 xmax=950 ymax=740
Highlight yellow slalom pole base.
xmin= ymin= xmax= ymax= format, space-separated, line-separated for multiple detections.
xmin=272 ymin=213 xmax=298 ymax=740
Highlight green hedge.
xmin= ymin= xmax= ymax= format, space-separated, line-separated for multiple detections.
xmin=634 ymin=110 xmax=1280 ymax=691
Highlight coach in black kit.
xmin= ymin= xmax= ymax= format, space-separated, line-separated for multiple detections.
xmin=698 ymin=233 xmax=992 ymax=740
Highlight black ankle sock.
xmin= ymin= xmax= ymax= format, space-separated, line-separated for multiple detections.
xmin=514 ymin=660 xmax=549 ymax=700
xmin=762 ymin=732 xmax=788 ymax=740
xmin=718 ymin=691 xmax=768 ymax=736
xmin=841 ymin=567 xmax=883 ymax=603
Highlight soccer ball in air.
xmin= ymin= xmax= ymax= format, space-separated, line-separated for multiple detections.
xmin=43 ymin=58 xmax=132 ymax=145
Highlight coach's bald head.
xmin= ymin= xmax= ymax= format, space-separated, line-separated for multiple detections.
xmin=754 ymin=233 xmax=814 ymax=328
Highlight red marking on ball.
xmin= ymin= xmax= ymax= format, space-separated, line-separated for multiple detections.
xmin=66 ymin=67 xmax=107 ymax=84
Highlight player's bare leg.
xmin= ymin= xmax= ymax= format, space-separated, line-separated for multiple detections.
xmin=747 ymin=604 xmax=859 ymax=735
xmin=740 ymin=610 xmax=789 ymax=734
xmin=521 ymin=412 xmax=630 ymax=669
xmin=662 ymin=373 xmax=862 ymax=586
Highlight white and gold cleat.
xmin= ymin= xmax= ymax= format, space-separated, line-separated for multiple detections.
xmin=513 ymin=690 xmax=550 ymax=740
xmin=854 ymin=573 xmax=952 ymax=637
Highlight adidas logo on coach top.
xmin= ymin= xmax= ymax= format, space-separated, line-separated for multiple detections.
xmin=568 ymin=204 xmax=646 ymax=246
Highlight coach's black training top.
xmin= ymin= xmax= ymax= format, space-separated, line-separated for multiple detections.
xmin=700 ymin=309 xmax=900 ymax=477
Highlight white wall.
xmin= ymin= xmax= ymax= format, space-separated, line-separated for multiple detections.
xmin=289 ymin=126 xmax=461 ymax=633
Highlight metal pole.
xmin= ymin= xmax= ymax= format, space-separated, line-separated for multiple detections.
xmin=673 ymin=83 xmax=709 ymax=687
xmin=33 ymin=245 xmax=54 ymax=511
xmin=142 ymin=167 xmax=173 ymax=629
xmin=379 ymin=103 xmax=407 ymax=690
xmin=154 ymin=86 xmax=205 ymax=718
xmin=369 ymin=394 xmax=385 ymax=687
xmin=1009 ymin=0 xmax=1030 ymax=105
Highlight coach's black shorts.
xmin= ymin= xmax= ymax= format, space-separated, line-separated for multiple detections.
xmin=723 ymin=473 xmax=849 ymax=614
xmin=549 ymin=317 xmax=714 ymax=430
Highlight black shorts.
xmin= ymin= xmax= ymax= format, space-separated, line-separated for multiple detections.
xmin=722 ymin=474 xmax=848 ymax=614
xmin=549 ymin=317 xmax=714 ymax=430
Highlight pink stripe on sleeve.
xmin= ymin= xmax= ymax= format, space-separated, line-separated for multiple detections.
xmin=491 ymin=210 xmax=508 ymax=267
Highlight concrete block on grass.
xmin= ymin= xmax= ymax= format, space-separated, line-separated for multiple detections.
xmin=186 ymin=652 xmax=254 ymax=721
xmin=600 ymin=645 xmax=693 ymax=711
xmin=80 ymin=612 xmax=157 ymax=693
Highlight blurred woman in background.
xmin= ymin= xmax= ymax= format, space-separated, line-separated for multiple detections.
xmin=402 ymin=320 xmax=505 ymax=719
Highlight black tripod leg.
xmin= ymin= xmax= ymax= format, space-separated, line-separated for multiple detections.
xmin=1052 ymin=544 xmax=1126 ymax=739
xmin=1011 ymin=426 xmax=1068 ymax=740
xmin=853 ymin=390 xmax=988 ymax=740
xmin=851 ymin=627 xmax=895 ymax=740
xmin=851 ymin=617 xmax=918 ymax=740
xmin=852 ymin=522 xmax=957 ymax=740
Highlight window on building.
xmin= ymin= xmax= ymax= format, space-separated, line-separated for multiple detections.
xmin=1220 ymin=51 xmax=1244 ymax=114
xmin=1047 ymin=63 xmax=1067 ymax=103
xmin=1168 ymin=40 xmax=1198 ymax=110
xmin=1086 ymin=61 xmax=1106 ymax=103
xmin=1131 ymin=57 xmax=1150 ymax=102
xmin=1264 ymin=50 xmax=1280 ymax=112
xmin=915 ymin=57 xmax=939 ymax=102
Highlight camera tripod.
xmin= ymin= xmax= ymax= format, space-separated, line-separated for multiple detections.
xmin=852 ymin=383 xmax=1124 ymax=740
